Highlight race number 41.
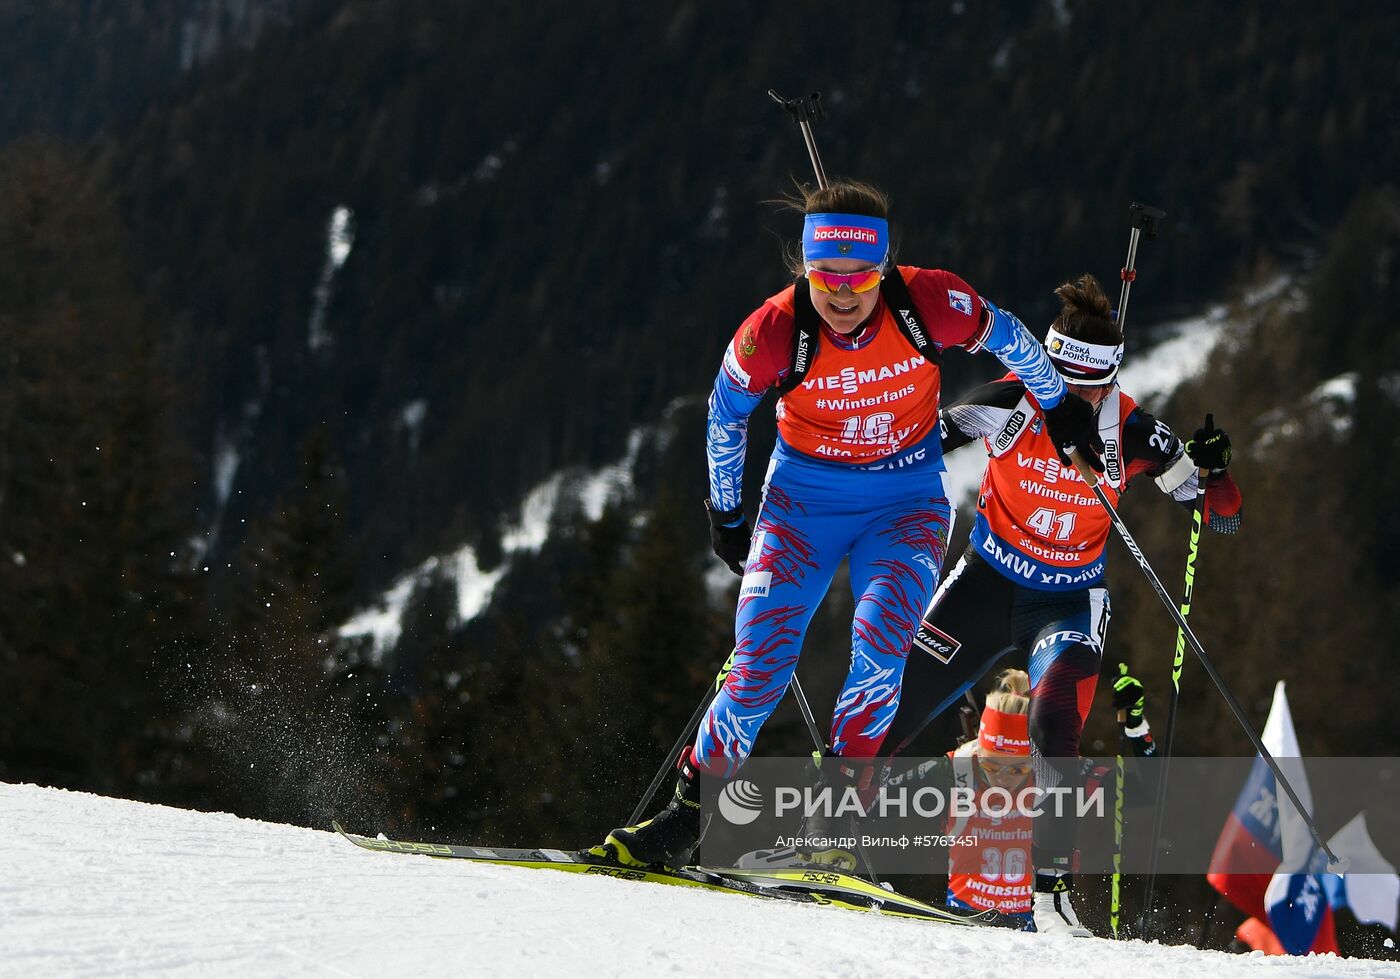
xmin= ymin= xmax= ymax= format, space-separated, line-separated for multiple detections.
xmin=1027 ymin=507 xmax=1076 ymax=541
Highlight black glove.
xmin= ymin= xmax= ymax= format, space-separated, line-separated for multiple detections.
xmin=1042 ymin=392 xmax=1105 ymax=472
xmin=1186 ymin=413 xmax=1232 ymax=473
xmin=705 ymin=499 xmax=751 ymax=576
xmin=1111 ymin=663 xmax=1146 ymax=729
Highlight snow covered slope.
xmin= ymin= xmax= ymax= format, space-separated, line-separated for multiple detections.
xmin=2 ymin=782 xmax=1392 ymax=977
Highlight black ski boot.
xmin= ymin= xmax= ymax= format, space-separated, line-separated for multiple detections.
xmin=602 ymin=752 xmax=704 ymax=868
xmin=794 ymin=755 xmax=869 ymax=871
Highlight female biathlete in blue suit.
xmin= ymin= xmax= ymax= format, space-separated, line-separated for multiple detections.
xmin=603 ymin=182 xmax=1105 ymax=869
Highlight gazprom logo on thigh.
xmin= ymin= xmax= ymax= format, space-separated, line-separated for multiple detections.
xmin=739 ymin=570 xmax=771 ymax=599
xmin=717 ymin=780 xmax=765 ymax=825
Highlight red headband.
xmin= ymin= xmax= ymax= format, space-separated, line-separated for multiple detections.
xmin=978 ymin=707 xmax=1031 ymax=756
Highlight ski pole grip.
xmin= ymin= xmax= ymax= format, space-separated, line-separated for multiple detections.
xmin=1069 ymin=448 xmax=1100 ymax=486
xmin=1129 ymin=202 xmax=1166 ymax=237
xmin=1196 ymin=413 xmax=1213 ymax=479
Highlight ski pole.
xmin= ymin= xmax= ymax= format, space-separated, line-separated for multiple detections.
xmin=764 ymin=85 xmax=834 ymax=760
xmin=1111 ymin=724 xmax=1126 ymax=939
xmin=790 ymin=673 xmax=828 ymax=756
xmin=1104 ymin=201 xmax=1164 ymax=939
xmin=629 ymin=469 xmax=779 ymax=823
xmin=1137 ymin=427 xmax=1209 ymax=939
xmin=770 ymin=88 xmax=908 ymax=886
xmin=626 ymin=650 xmax=736 ymax=826
xmin=1115 ymin=203 xmax=1165 ymax=330
xmin=1067 ymin=450 xmax=1339 ymax=863
xmin=790 ymin=673 xmax=890 ymax=886
xmin=769 ymin=90 xmax=829 ymax=189
xmin=626 ymin=587 xmax=786 ymax=826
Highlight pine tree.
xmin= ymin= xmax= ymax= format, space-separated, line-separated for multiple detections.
xmin=0 ymin=137 xmax=196 ymax=792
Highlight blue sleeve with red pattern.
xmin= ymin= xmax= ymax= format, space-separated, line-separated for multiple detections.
xmin=977 ymin=300 xmax=1066 ymax=409
xmin=706 ymin=305 xmax=787 ymax=511
xmin=707 ymin=366 xmax=763 ymax=513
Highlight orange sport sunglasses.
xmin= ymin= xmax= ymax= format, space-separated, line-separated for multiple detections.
xmin=804 ymin=263 xmax=884 ymax=295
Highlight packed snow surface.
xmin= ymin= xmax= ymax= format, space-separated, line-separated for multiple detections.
xmin=2 ymin=783 xmax=1392 ymax=978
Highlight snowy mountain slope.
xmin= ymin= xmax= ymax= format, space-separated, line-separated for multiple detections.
xmin=2 ymin=782 xmax=1392 ymax=978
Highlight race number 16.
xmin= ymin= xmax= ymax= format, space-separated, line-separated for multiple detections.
xmin=840 ymin=412 xmax=894 ymax=441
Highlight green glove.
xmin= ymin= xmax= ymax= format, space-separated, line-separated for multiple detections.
xmin=1111 ymin=663 xmax=1146 ymax=728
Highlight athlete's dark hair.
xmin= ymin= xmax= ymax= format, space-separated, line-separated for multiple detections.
xmin=793 ymin=179 xmax=890 ymax=219
xmin=1052 ymin=274 xmax=1121 ymax=345
xmin=782 ymin=179 xmax=892 ymax=276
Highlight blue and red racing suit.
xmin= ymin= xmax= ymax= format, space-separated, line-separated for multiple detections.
xmin=695 ymin=270 xmax=1070 ymax=777
xmin=882 ymin=376 xmax=1242 ymax=869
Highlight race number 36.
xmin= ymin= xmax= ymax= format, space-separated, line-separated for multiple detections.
xmin=980 ymin=846 xmax=1028 ymax=884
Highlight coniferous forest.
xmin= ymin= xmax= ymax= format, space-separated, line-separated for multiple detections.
xmin=2 ymin=0 xmax=1399 ymax=949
